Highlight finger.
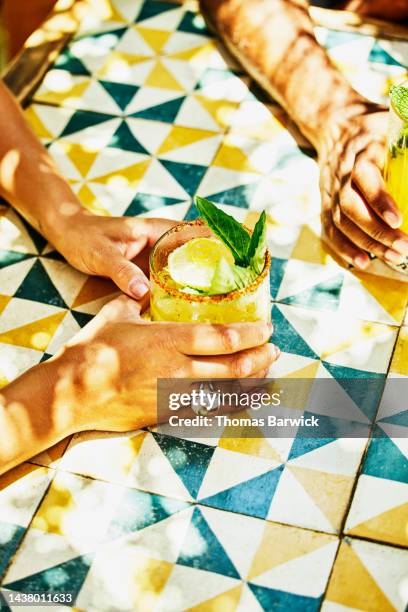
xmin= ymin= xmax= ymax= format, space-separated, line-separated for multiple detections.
xmin=104 ymin=250 xmax=150 ymax=299
xmin=173 ymin=321 xmax=273 ymax=356
xmin=190 ymin=344 xmax=280 ymax=378
xmin=337 ymin=183 xmax=408 ymax=262
xmin=322 ymin=212 xmax=370 ymax=269
xmin=352 ymin=154 xmax=402 ymax=228
xmin=113 ymin=217 xmax=177 ymax=247
xmin=333 ymin=205 xmax=405 ymax=267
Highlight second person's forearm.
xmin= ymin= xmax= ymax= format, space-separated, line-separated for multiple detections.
xmin=201 ymin=0 xmax=372 ymax=152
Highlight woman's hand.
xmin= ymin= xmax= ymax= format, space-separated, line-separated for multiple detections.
xmin=319 ymin=104 xmax=408 ymax=269
xmin=50 ymin=295 xmax=279 ymax=433
xmin=1 ymin=295 xmax=279 ymax=472
xmin=50 ymin=214 xmax=176 ymax=299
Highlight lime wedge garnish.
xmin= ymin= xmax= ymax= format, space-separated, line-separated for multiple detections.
xmin=168 ymin=237 xmax=234 ymax=290
xmin=391 ymin=83 xmax=408 ymax=122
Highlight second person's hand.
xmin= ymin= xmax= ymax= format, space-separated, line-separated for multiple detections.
xmin=49 ymin=213 xmax=176 ymax=299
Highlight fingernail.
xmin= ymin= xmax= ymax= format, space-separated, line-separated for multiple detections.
xmin=392 ymin=238 xmax=408 ymax=255
xmin=271 ymin=344 xmax=281 ymax=359
xmin=384 ymin=211 xmax=401 ymax=228
xmin=129 ymin=279 xmax=149 ymax=298
xmin=354 ymin=254 xmax=370 ymax=269
xmin=385 ymin=249 xmax=405 ymax=265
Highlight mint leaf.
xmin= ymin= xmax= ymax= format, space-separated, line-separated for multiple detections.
xmin=208 ymin=257 xmax=239 ymax=294
xmin=195 ymin=196 xmax=250 ymax=266
xmin=391 ymin=84 xmax=408 ymax=122
xmin=247 ymin=211 xmax=267 ymax=274
xmin=232 ymin=264 xmax=258 ymax=288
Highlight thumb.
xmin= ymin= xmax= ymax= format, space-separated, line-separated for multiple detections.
xmin=106 ymin=253 xmax=150 ymax=300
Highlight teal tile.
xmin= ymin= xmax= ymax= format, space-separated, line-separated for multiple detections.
xmin=369 ymin=41 xmax=406 ymax=67
xmin=0 ymin=251 xmax=33 ymax=269
xmin=60 ymin=110 xmax=115 ymax=137
xmin=125 ymin=193 xmax=181 ymax=215
xmin=108 ymin=121 xmax=149 ymax=154
xmin=178 ymin=12 xmax=210 ymax=36
xmin=3 ymin=554 xmax=93 ymax=601
xmin=206 ymin=182 xmax=257 ymax=208
xmin=136 ymin=0 xmax=180 ymax=24
xmin=280 ymin=274 xmax=343 ymax=311
xmin=153 ymin=433 xmax=215 ymax=499
xmin=107 ymin=489 xmax=190 ymax=539
xmin=100 ymin=82 xmax=139 ymax=112
xmin=177 ymin=507 xmax=239 ymax=578
xmin=200 ymin=466 xmax=284 ymax=519
xmin=131 ymin=97 xmax=185 ymax=123
xmin=249 ymin=584 xmax=321 ymax=612
xmin=15 ymin=260 xmax=67 ymax=309
xmin=271 ymin=305 xmax=318 ymax=360
xmin=54 ymin=51 xmax=90 ymax=76
xmin=363 ymin=426 xmax=408 ymax=484
xmin=0 ymin=523 xmax=25 ymax=580
xmin=160 ymin=160 xmax=207 ymax=198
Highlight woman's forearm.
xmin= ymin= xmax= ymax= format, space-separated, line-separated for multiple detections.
xmin=0 ymin=359 xmax=74 ymax=474
xmin=0 ymin=81 xmax=87 ymax=245
xmin=201 ymin=0 xmax=372 ymax=152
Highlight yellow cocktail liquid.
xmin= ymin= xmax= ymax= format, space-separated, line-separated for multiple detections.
xmin=385 ymin=145 xmax=408 ymax=234
xmin=150 ymin=265 xmax=271 ymax=323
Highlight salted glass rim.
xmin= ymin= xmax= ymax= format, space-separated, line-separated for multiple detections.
xmin=149 ymin=219 xmax=271 ymax=303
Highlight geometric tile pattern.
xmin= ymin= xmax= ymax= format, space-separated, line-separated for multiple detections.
xmin=1 ymin=1 xmax=408 ymax=610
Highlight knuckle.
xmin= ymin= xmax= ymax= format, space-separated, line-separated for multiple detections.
xmin=219 ymin=326 xmax=239 ymax=353
xmin=231 ymin=353 xmax=251 ymax=378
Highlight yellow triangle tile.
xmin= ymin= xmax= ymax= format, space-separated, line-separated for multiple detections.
xmin=347 ymin=502 xmax=408 ymax=547
xmin=72 ymin=276 xmax=117 ymax=308
xmin=353 ymin=270 xmax=408 ymax=324
xmin=130 ymin=557 xmax=173 ymax=606
xmin=248 ymin=522 xmax=335 ymax=580
xmin=194 ymin=95 xmax=239 ymax=129
xmin=320 ymin=321 xmax=391 ymax=361
xmin=135 ymin=27 xmax=172 ymax=54
xmin=391 ymin=327 xmax=408 ymax=375
xmin=62 ymin=143 xmax=99 ymax=178
xmin=92 ymin=159 xmax=150 ymax=189
xmin=98 ymin=52 xmax=153 ymax=78
xmin=0 ymin=295 xmax=11 ymax=316
xmin=32 ymin=480 xmax=74 ymax=535
xmin=289 ymin=465 xmax=354 ymax=530
xmin=76 ymin=184 xmax=110 ymax=216
xmin=244 ymin=211 xmax=277 ymax=231
xmin=145 ymin=60 xmax=184 ymax=91
xmin=212 ymin=142 xmax=259 ymax=174
xmin=187 ymin=585 xmax=243 ymax=612
xmin=326 ymin=541 xmax=395 ymax=612
xmin=36 ymin=80 xmax=90 ymax=106
xmin=158 ymin=125 xmax=217 ymax=154
xmin=24 ymin=107 xmax=53 ymax=139
xmin=291 ymin=226 xmax=331 ymax=265
xmin=0 ymin=311 xmax=66 ymax=351
xmin=167 ymin=42 xmax=216 ymax=66
xmin=219 ymin=412 xmax=281 ymax=461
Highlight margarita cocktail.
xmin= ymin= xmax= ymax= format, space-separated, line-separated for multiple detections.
xmin=384 ymin=81 xmax=408 ymax=273
xmin=150 ymin=198 xmax=271 ymax=323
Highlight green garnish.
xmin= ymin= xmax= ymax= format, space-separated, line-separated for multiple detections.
xmin=391 ymin=83 xmax=408 ymax=123
xmin=195 ymin=196 xmax=251 ymax=266
xmin=190 ymin=196 xmax=267 ymax=294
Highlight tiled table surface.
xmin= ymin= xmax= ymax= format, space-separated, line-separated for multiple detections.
xmin=0 ymin=0 xmax=408 ymax=610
